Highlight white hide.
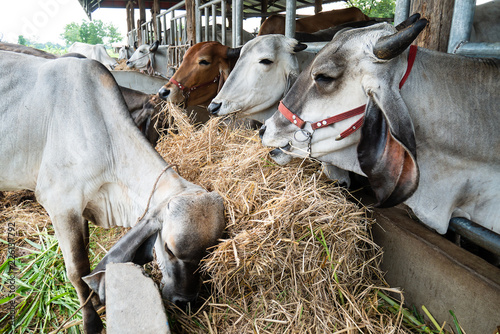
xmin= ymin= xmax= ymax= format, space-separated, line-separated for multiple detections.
xmin=68 ymin=42 xmax=117 ymax=69
xmin=262 ymin=23 xmax=500 ymax=235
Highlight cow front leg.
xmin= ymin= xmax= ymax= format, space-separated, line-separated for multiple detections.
xmin=52 ymin=212 xmax=103 ymax=334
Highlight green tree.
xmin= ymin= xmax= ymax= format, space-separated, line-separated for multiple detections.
xmin=18 ymin=35 xmax=28 ymax=45
xmin=347 ymin=0 xmax=396 ymax=18
xmin=61 ymin=20 xmax=122 ymax=46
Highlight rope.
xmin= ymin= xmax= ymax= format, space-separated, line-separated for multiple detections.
xmin=136 ymin=164 xmax=174 ymax=223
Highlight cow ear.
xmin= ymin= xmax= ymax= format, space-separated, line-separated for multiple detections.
xmin=357 ymin=95 xmax=419 ymax=208
xmin=227 ymin=47 xmax=242 ymax=59
xmin=82 ymin=219 xmax=161 ymax=304
xmin=149 ymin=40 xmax=160 ymax=52
xmin=284 ymin=72 xmax=298 ymax=96
xmin=146 ymin=58 xmax=155 ymax=76
xmin=293 ymin=42 xmax=307 ymax=53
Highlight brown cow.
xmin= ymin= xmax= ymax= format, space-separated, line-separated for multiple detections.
xmin=258 ymin=7 xmax=370 ymax=35
xmin=157 ymin=41 xmax=241 ymax=107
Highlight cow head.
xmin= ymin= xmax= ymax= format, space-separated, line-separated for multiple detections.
xmin=118 ymin=45 xmax=133 ymax=61
xmin=157 ymin=41 xmax=241 ymax=107
xmin=83 ymin=189 xmax=225 ymax=308
xmin=261 ymin=17 xmax=427 ymax=207
xmin=208 ymin=35 xmax=307 ymax=123
xmin=126 ymin=41 xmax=160 ymax=73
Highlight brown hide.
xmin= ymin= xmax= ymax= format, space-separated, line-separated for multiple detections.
xmin=158 ymin=41 xmax=237 ymax=107
xmin=258 ymin=7 xmax=370 ymax=35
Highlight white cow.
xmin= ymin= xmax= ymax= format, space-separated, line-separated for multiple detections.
xmin=126 ymin=42 xmax=174 ymax=77
xmin=261 ymin=16 xmax=500 ymax=235
xmin=68 ymin=42 xmax=118 ymax=69
xmin=118 ymin=45 xmax=134 ymax=60
xmin=206 ymin=35 xmax=354 ymax=184
xmin=208 ymin=35 xmax=314 ymax=123
xmin=0 ymin=51 xmax=225 ymax=333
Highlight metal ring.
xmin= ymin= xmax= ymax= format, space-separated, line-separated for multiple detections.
xmin=294 ymin=129 xmax=312 ymax=142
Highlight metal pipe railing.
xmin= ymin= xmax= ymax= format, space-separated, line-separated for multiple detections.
xmin=285 ymin=0 xmax=296 ymax=38
xmin=450 ymin=217 xmax=500 ymax=257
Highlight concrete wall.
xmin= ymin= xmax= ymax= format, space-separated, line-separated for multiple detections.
xmin=372 ymin=205 xmax=500 ymax=334
xmin=111 ymin=71 xmax=167 ymax=94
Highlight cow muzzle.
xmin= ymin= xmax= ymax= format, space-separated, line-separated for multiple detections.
xmin=158 ymin=86 xmax=170 ymax=100
xmin=259 ymin=124 xmax=266 ymax=139
xmin=164 ymin=289 xmax=199 ymax=309
xmin=207 ymin=101 xmax=222 ymax=115
xmin=161 ymin=274 xmax=201 ymax=308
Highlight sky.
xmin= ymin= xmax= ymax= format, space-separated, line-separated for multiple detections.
xmin=0 ymin=0 xmax=136 ymax=45
xmin=0 ymin=0 xmax=492 ymax=46
xmin=0 ymin=0 xmax=347 ymax=46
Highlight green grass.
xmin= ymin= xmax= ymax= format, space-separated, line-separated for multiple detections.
xmin=377 ymin=290 xmax=466 ymax=334
xmin=0 ymin=230 xmax=82 ymax=334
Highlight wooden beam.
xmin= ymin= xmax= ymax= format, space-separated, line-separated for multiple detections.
xmin=151 ymin=0 xmax=160 ymax=42
xmin=410 ymin=0 xmax=454 ymax=52
xmin=260 ymin=0 xmax=268 ymax=25
xmin=126 ymin=0 xmax=134 ymax=32
xmin=314 ymin=0 xmax=322 ymax=14
xmin=138 ymin=0 xmax=146 ymax=44
xmin=185 ymin=0 xmax=196 ymax=45
xmin=139 ymin=0 xmax=146 ymax=25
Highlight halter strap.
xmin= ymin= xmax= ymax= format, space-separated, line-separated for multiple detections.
xmin=279 ymin=45 xmax=418 ymax=140
xmin=169 ymin=74 xmax=220 ymax=93
xmin=278 ymin=101 xmax=306 ymax=129
xmin=399 ymin=45 xmax=418 ymax=89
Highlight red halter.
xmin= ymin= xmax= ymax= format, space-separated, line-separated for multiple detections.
xmin=169 ymin=74 xmax=220 ymax=97
xmin=279 ymin=45 xmax=418 ymax=141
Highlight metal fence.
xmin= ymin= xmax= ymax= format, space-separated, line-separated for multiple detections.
xmin=127 ymin=0 xmax=249 ymax=67
xmin=395 ymin=0 xmax=500 ymax=58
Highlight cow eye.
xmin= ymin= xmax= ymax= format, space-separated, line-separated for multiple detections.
xmin=314 ymin=74 xmax=334 ymax=83
xmin=259 ymin=59 xmax=273 ymax=65
xmin=165 ymin=244 xmax=175 ymax=258
xmin=199 ymin=60 xmax=210 ymax=65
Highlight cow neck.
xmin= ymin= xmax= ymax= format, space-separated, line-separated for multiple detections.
xmin=279 ymin=45 xmax=418 ymax=147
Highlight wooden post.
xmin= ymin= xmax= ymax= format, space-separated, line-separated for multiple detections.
xmin=151 ymin=0 xmax=160 ymax=42
xmin=138 ymin=0 xmax=146 ymax=45
xmin=261 ymin=0 xmax=268 ymax=25
xmin=185 ymin=0 xmax=196 ymax=45
xmin=126 ymin=1 xmax=133 ymax=32
xmin=314 ymin=0 xmax=322 ymax=14
xmin=410 ymin=0 xmax=454 ymax=52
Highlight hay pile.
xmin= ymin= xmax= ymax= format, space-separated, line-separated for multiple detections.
xmin=155 ymin=105 xmax=410 ymax=334
xmin=0 ymin=104 xmax=412 ymax=333
xmin=113 ymin=59 xmax=135 ymax=71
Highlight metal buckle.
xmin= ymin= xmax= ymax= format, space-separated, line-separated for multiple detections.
xmin=294 ymin=128 xmax=313 ymax=156
xmin=294 ymin=129 xmax=311 ymax=142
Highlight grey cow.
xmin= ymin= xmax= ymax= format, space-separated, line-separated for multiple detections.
xmin=261 ymin=15 xmax=500 ymax=235
xmin=0 ymin=51 xmax=225 ymax=333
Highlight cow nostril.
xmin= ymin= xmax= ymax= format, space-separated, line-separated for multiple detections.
xmin=259 ymin=125 xmax=267 ymax=139
xmin=174 ymin=299 xmax=189 ymax=309
xmin=158 ymin=87 xmax=170 ymax=100
xmin=208 ymin=102 xmax=222 ymax=115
